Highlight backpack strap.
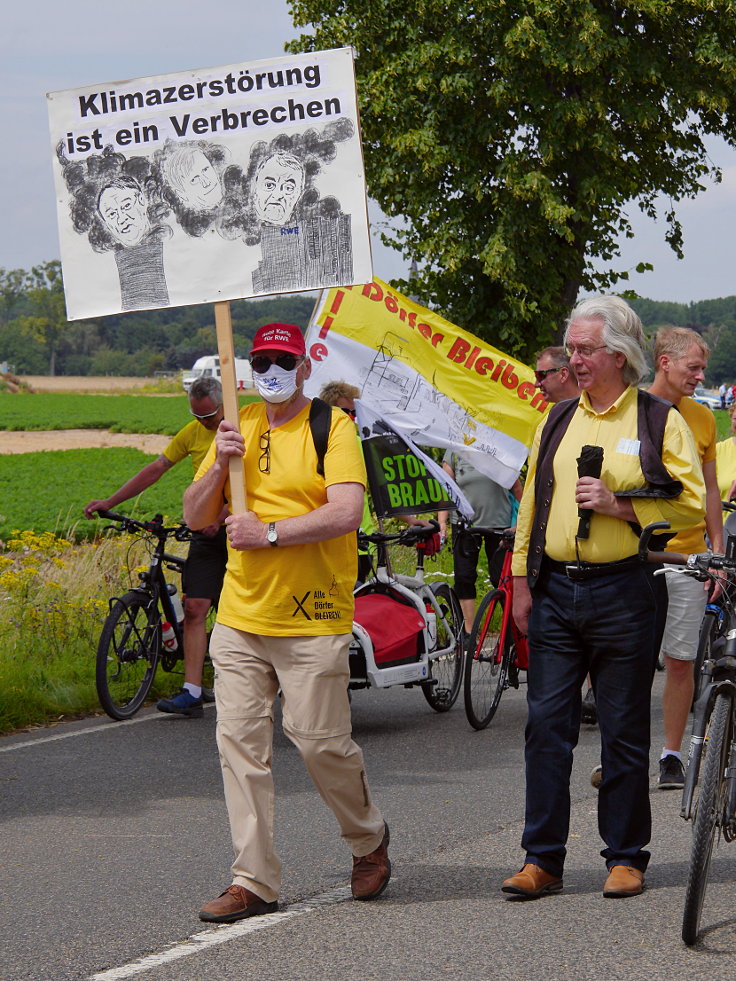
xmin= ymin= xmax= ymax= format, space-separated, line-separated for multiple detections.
xmin=309 ymin=397 xmax=333 ymax=477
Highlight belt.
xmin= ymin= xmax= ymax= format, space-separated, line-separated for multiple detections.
xmin=544 ymin=555 xmax=642 ymax=582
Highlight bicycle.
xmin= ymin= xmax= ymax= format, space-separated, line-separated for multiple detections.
xmin=638 ymin=520 xmax=736 ymax=945
xmin=689 ymin=502 xmax=736 ymax=706
xmin=353 ymin=521 xmax=465 ymax=711
xmin=463 ymin=526 xmax=529 ymax=730
xmin=94 ymin=509 xmax=202 ymax=721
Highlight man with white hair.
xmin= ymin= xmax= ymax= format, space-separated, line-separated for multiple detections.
xmin=503 ymin=296 xmax=705 ymax=901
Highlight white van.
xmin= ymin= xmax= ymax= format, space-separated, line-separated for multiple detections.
xmin=182 ymin=356 xmax=253 ymax=393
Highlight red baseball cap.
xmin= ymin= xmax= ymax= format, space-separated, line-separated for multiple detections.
xmin=250 ymin=322 xmax=305 ymax=356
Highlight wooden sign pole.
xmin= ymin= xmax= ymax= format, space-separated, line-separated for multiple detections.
xmin=214 ymin=300 xmax=247 ymax=515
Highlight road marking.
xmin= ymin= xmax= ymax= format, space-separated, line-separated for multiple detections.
xmin=88 ymin=884 xmax=356 ymax=980
xmin=0 ymin=707 xmax=214 ymax=754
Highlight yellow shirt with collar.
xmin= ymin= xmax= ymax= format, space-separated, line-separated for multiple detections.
xmin=512 ymin=386 xmax=706 ymax=574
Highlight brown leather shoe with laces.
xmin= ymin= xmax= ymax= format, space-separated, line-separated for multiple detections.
xmin=198 ymin=884 xmax=278 ymax=923
xmin=351 ymin=823 xmax=391 ymax=900
xmin=603 ymin=865 xmax=645 ymax=898
xmin=501 ymin=863 xmax=563 ymax=899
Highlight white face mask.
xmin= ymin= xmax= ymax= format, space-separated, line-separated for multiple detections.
xmin=253 ymin=362 xmax=300 ymax=403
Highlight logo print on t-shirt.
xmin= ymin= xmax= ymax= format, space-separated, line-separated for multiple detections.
xmin=328 ymin=574 xmax=338 ymax=597
xmin=292 ymin=591 xmax=312 ymax=619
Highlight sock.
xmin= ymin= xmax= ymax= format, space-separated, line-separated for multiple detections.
xmin=661 ymin=749 xmax=682 ymax=761
xmin=184 ymin=683 xmax=202 ymax=698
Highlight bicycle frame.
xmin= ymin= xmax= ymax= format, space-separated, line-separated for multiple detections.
xmin=681 ymin=647 xmax=736 ymax=822
xmin=100 ymin=511 xmax=189 ymax=656
xmin=469 ymin=530 xmax=528 ymax=668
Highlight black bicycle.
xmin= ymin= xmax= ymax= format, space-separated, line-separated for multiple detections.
xmin=95 ymin=510 xmax=196 ymax=720
xmin=640 ymin=520 xmax=736 ymax=945
xmin=690 ymin=502 xmax=736 ymax=706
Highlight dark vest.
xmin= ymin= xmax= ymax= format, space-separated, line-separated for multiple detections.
xmin=525 ymin=390 xmax=682 ymax=588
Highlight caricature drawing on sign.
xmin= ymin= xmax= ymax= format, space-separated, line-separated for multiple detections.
xmin=153 ymin=140 xmax=247 ymax=240
xmin=253 ymin=150 xmax=305 ymax=225
xmin=233 ymin=118 xmax=356 ymax=294
xmin=57 ymin=145 xmax=170 ymax=311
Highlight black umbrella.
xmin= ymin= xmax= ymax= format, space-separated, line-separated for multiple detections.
xmin=576 ymin=445 xmax=604 ymax=540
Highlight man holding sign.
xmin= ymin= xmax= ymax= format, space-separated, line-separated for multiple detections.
xmin=184 ymin=323 xmax=389 ymax=923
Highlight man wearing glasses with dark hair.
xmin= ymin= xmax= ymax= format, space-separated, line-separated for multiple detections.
xmin=534 ymin=346 xmax=580 ymax=404
xmin=84 ymin=376 xmax=228 ymax=717
xmin=184 ymin=323 xmax=390 ymax=925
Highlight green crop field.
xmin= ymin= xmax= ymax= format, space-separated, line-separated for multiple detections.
xmin=0 ymin=391 xmax=256 ymax=433
xmin=0 ymin=448 xmax=193 ymax=541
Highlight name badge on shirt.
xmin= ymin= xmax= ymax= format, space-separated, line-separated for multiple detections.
xmin=617 ymin=437 xmax=641 ymax=455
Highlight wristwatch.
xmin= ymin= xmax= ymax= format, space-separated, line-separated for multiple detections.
xmin=266 ymin=521 xmax=279 ymax=547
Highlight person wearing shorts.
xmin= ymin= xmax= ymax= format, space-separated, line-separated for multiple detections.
xmin=649 ymin=327 xmax=724 ymax=789
xmin=84 ymin=376 xmax=228 ymax=718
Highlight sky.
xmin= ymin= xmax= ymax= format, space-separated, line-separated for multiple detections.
xmin=4 ymin=0 xmax=736 ymax=306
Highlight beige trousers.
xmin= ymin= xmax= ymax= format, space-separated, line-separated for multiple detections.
xmin=209 ymin=623 xmax=385 ymax=902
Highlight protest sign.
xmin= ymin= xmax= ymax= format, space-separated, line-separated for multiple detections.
xmin=304 ymin=279 xmax=548 ymax=487
xmin=47 ymin=47 xmax=372 ymax=320
xmin=356 ymin=403 xmax=473 ymax=519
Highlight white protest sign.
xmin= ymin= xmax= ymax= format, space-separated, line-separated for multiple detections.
xmin=47 ymin=47 xmax=372 ymax=320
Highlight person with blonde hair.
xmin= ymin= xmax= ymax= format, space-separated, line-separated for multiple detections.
xmin=649 ymin=326 xmax=723 ymax=791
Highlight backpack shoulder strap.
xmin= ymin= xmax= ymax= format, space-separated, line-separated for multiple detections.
xmin=309 ymin=397 xmax=333 ymax=477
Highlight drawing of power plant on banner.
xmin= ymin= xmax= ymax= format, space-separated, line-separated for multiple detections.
xmin=360 ymin=331 xmax=496 ymax=457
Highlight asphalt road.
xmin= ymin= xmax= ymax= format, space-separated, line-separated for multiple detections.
xmin=2 ymin=672 xmax=735 ymax=981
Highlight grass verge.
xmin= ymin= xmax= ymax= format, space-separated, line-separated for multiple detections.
xmin=0 ymin=528 xmax=191 ymax=734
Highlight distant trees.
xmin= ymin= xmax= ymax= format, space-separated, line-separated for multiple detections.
xmin=0 ymin=263 xmax=316 ymax=376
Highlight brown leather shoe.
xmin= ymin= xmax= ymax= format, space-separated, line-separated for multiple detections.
xmin=198 ymin=884 xmax=278 ymax=923
xmin=501 ymin=863 xmax=563 ymax=899
xmin=603 ymin=865 xmax=645 ymax=898
xmin=351 ymin=822 xmax=391 ymax=900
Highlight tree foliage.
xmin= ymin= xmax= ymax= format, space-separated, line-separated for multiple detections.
xmin=287 ymin=0 xmax=736 ymax=358
xmin=0 ymin=264 xmax=316 ymax=376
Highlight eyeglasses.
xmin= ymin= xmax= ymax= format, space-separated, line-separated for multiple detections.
xmin=564 ymin=344 xmax=609 ymax=359
xmin=190 ymin=407 xmax=221 ymax=420
xmin=250 ymin=353 xmax=302 ymax=374
xmin=341 ymin=407 xmax=357 ymax=419
xmin=259 ymin=429 xmax=270 ymax=474
xmin=534 ymin=367 xmax=561 ymax=382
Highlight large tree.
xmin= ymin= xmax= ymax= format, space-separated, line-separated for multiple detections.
xmin=287 ymin=0 xmax=736 ymax=358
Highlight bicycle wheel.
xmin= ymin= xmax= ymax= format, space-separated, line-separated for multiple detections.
xmin=693 ymin=609 xmax=721 ymax=707
xmin=463 ymin=589 xmax=512 ymax=730
xmin=421 ymin=583 xmax=464 ymax=712
xmin=96 ymin=591 xmax=161 ymax=720
xmin=682 ymin=691 xmax=732 ymax=945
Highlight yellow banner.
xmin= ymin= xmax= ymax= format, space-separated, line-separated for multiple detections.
xmin=305 ymin=277 xmax=547 ymax=485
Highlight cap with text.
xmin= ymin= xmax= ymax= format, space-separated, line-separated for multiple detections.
xmin=250 ymin=323 xmax=305 ymax=357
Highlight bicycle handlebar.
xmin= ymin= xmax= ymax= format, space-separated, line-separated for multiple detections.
xmin=96 ymin=509 xmax=193 ymax=542
xmin=637 ymin=515 xmax=736 ymax=581
xmin=358 ymin=519 xmax=440 ymax=550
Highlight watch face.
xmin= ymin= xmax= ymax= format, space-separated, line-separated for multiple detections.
xmin=267 ymin=524 xmax=277 ymax=544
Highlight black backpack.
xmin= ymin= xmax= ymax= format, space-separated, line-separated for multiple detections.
xmin=309 ymin=397 xmax=333 ymax=477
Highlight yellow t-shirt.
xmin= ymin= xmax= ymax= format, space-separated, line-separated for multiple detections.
xmin=716 ymin=438 xmax=736 ymax=499
xmin=665 ymin=397 xmax=715 ymax=554
xmin=164 ymin=420 xmax=215 ymax=475
xmin=511 ymin=386 xmax=706 ymax=574
xmin=196 ymin=401 xmax=366 ymax=636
